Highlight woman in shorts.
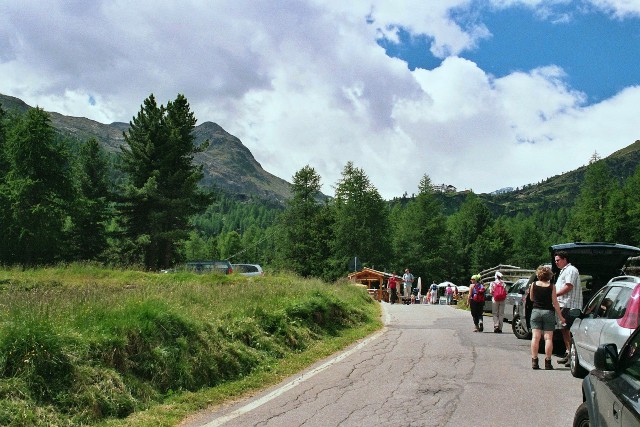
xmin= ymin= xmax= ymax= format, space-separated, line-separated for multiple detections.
xmin=529 ymin=265 xmax=565 ymax=370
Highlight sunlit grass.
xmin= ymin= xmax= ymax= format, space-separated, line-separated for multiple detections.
xmin=0 ymin=265 xmax=381 ymax=426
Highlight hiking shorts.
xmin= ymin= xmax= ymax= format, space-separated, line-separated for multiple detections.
xmin=531 ymin=308 xmax=556 ymax=331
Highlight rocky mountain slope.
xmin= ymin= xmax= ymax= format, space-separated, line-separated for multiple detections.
xmin=0 ymin=93 xmax=292 ymax=203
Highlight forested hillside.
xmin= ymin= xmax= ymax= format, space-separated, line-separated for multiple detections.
xmin=2 ymin=93 xmax=640 ymax=285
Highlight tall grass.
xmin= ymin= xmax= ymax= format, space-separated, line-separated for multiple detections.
xmin=0 ymin=265 xmax=380 ymax=426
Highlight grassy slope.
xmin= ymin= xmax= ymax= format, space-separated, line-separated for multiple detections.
xmin=0 ymin=265 xmax=381 ymax=426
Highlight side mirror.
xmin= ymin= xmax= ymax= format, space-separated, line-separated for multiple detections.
xmin=594 ymin=343 xmax=619 ymax=371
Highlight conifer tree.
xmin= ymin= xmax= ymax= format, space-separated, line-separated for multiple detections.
xmin=0 ymin=104 xmax=9 ymax=262
xmin=118 ymin=94 xmax=211 ymax=269
xmin=69 ymin=138 xmax=113 ymax=260
xmin=1 ymin=108 xmax=73 ymax=264
xmin=568 ymin=161 xmax=616 ymax=241
xmin=392 ymin=175 xmax=447 ymax=280
xmin=331 ymin=162 xmax=389 ymax=275
xmin=281 ymin=165 xmax=332 ymax=277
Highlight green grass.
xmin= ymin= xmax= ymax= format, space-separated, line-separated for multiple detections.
xmin=0 ymin=265 xmax=381 ymax=426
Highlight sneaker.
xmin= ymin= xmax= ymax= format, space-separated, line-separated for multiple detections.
xmin=557 ymin=351 xmax=569 ymax=364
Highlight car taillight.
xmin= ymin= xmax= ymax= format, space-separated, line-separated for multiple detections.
xmin=228 ymin=267 xmax=233 ymax=274
xmin=618 ymin=284 xmax=640 ymax=329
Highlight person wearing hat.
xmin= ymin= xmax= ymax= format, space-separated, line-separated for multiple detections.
xmin=467 ymin=274 xmax=486 ymax=332
xmin=489 ymin=271 xmax=507 ymax=333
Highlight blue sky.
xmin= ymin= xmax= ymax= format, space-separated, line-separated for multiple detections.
xmin=379 ymin=4 xmax=640 ymax=105
xmin=1 ymin=1 xmax=640 ymax=198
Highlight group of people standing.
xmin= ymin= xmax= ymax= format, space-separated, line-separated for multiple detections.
xmin=387 ymin=269 xmax=415 ymax=304
xmin=466 ymin=250 xmax=583 ymax=371
xmin=387 ymin=269 xmax=457 ymax=305
xmin=529 ymin=250 xmax=582 ymax=370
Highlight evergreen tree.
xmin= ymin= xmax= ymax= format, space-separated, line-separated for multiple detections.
xmin=118 ymin=94 xmax=212 ymax=269
xmin=604 ymin=185 xmax=629 ymax=244
xmin=568 ymin=161 xmax=617 ymax=241
xmin=445 ymin=194 xmax=493 ymax=283
xmin=69 ymin=138 xmax=112 ymax=260
xmin=392 ymin=175 xmax=447 ymax=281
xmin=470 ymin=220 xmax=511 ymax=272
xmin=0 ymin=104 xmax=9 ymax=261
xmin=623 ymin=164 xmax=640 ymax=245
xmin=331 ymin=162 xmax=390 ymax=276
xmin=218 ymin=230 xmax=243 ymax=260
xmin=1 ymin=108 xmax=73 ymax=265
xmin=505 ymin=215 xmax=546 ymax=268
xmin=281 ymin=165 xmax=332 ymax=277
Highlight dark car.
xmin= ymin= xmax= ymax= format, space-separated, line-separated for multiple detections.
xmin=573 ymin=325 xmax=640 ymax=426
xmin=511 ymin=243 xmax=640 ymax=341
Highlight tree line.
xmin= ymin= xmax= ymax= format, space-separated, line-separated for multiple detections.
xmin=0 ymin=94 xmax=210 ymax=270
xmin=2 ymin=95 xmax=640 ymax=286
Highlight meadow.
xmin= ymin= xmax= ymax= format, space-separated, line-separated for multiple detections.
xmin=0 ymin=265 xmax=381 ymax=426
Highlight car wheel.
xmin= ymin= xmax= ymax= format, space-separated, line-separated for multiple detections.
xmin=512 ymin=313 xmax=532 ymax=340
xmin=570 ymin=339 xmax=588 ymax=378
xmin=573 ymin=402 xmax=590 ymax=427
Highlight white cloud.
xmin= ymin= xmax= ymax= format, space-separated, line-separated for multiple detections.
xmin=0 ymin=0 xmax=638 ymax=199
xmin=587 ymin=0 xmax=640 ymax=18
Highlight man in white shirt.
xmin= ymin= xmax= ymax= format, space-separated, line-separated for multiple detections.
xmin=402 ymin=268 xmax=414 ymax=304
xmin=554 ymin=250 xmax=582 ymax=366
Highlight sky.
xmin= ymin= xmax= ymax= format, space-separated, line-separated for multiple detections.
xmin=1 ymin=0 xmax=640 ymax=199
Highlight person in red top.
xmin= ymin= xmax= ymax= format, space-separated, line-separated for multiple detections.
xmin=388 ymin=272 xmax=398 ymax=304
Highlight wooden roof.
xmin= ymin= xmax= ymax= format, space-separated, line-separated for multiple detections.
xmin=347 ymin=267 xmax=389 ymax=282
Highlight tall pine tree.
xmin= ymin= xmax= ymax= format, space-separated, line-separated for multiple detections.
xmin=331 ymin=162 xmax=390 ymax=275
xmin=1 ymin=108 xmax=73 ymax=265
xmin=391 ymin=175 xmax=447 ymax=281
xmin=281 ymin=165 xmax=332 ymax=277
xmin=69 ymin=138 xmax=113 ymax=260
xmin=118 ymin=94 xmax=211 ymax=270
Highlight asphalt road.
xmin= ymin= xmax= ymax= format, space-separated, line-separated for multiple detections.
xmin=182 ymin=302 xmax=583 ymax=427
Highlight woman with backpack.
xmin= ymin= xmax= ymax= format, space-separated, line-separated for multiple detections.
xmin=468 ymin=274 xmax=486 ymax=332
xmin=490 ymin=271 xmax=507 ymax=333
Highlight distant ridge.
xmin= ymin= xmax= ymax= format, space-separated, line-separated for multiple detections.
xmin=2 ymin=92 xmax=639 ymax=209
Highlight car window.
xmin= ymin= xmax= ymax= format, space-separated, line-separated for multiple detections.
xmin=597 ymin=287 xmax=622 ymax=318
xmin=607 ymin=287 xmax=631 ymax=320
xmin=583 ymin=287 xmax=608 ymax=318
xmin=621 ymin=333 xmax=640 ymax=380
xmin=234 ymin=265 xmax=258 ymax=273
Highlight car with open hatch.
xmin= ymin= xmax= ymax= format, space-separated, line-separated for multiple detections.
xmin=511 ymin=242 xmax=640 ymax=346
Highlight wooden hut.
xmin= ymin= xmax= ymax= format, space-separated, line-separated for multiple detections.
xmin=348 ymin=267 xmax=390 ymax=302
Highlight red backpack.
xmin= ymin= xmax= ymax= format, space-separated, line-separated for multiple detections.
xmin=472 ymin=283 xmax=486 ymax=302
xmin=492 ymin=282 xmax=507 ymax=302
